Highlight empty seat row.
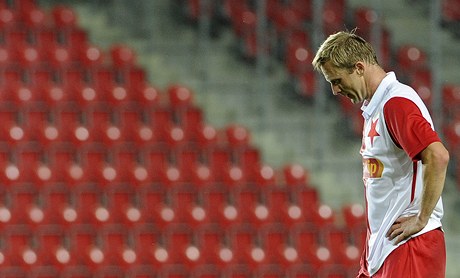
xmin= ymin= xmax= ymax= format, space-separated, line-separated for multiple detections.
xmin=0 ymin=222 xmax=364 ymax=274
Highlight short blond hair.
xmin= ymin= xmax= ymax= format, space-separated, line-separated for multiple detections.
xmin=312 ymin=31 xmax=379 ymax=72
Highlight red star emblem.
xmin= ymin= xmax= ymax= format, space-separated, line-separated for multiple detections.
xmin=368 ymin=119 xmax=380 ymax=147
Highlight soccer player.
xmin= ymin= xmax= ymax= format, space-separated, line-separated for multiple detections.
xmin=312 ymin=30 xmax=449 ymax=277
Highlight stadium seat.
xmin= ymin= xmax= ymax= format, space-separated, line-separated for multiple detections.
xmin=342 ymin=203 xmax=366 ymax=230
xmin=270 ymin=6 xmax=304 ymax=40
xmin=259 ymin=223 xmax=300 ymax=266
xmin=226 ymin=223 xmax=262 ymax=266
xmin=137 ymin=185 xmax=179 ymax=228
xmin=443 ymin=84 xmax=460 ymax=121
xmin=40 ymin=184 xmax=74 ymax=225
xmin=201 ymin=184 xmax=239 ymax=226
xmin=110 ymin=44 xmax=136 ymax=67
xmin=264 ymin=186 xmax=303 ymax=226
xmin=51 ymin=5 xmax=77 ymax=29
xmin=79 ymin=44 xmax=104 ymax=69
xmin=396 ymin=44 xmax=428 ymax=74
xmin=99 ymin=224 xmax=138 ymax=268
xmin=1 ymin=225 xmax=36 ymax=267
xmin=0 ymin=6 xmax=17 ymax=30
xmin=21 ymin=5 xmax=47 ymax=29
xmin=232 ymin=184 xmax=272 ymax=226
xmin=442 ymin=0 xmax=460 ymax=31
xmin=283 ymin=163 xmax=310 ymax=186
xmin=290 ymin=223 xmax=331 ymax=270
xmin=169 ymin=184 xmax=209 ymax=226
xmin=105 ymin=185 xmax=142 ymax=225
xmin=162 ymin=223 xmax=198 ymax=265
xmin=130 ymin=223 xmax=163 ymax=264
xmin=194 ymin=223 xmax=227 ymax=265
xmin=285 ymin=40 xmax=313 ymax=76
xmin=323 ymin=0 xmax=346 ymax=35
xmin=66 ymin=224 xmax=100 ymax=266
xmin=34 ymin=225 xmax=68 ymax=267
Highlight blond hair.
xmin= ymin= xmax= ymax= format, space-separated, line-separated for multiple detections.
xmin=312 ymin=31 xmax=379 ymax=72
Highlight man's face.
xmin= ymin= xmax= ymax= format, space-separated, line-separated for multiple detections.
xmin=320 ymin=61 xmax=366 ymax=104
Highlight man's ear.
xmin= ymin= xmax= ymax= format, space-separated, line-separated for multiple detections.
xmin=355 ymin=62 xmax=365 ymax=75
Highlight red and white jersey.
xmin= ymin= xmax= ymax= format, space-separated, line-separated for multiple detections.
xmin=360 ymin=72 xmax=443 ymax=275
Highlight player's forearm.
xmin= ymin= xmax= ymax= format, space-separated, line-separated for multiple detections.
xmin=418 ymin=142 xmax=449 ymax=225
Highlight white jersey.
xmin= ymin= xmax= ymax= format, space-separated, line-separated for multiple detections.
xmin=360 ymin=72 xmax=443 ymax=275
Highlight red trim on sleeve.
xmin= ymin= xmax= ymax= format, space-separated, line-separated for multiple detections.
xmin=383 ymin=97 xmax=440 ymax=160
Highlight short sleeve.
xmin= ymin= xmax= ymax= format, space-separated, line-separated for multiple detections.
xmin=383 ymin=97 xmax=440 ymax=160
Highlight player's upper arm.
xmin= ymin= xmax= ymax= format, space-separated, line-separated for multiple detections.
xmin=384 ymin=97 xmax=440 ymax=160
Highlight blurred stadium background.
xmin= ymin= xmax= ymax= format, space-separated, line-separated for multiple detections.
xmin=0 ymin=0 xmax=459 ymax=277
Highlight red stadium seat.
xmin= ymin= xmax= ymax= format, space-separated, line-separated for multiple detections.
xmin=34 ymin=225 xmax=68 ymax=267
xmin=67 ymin=226 xmax=110 ymax=270
xmin=201 ymin=184 xmax=238 ymax=226
xmin=226 ymin=223 xmax=262 ymax=266
xmin=396 ymin=44 xmax=428 ymax=73
xmin=1 ymin=186 xmax=38 ymax=225
xmin=194 ymin=224 xmax=227 ymax=265
xmin=79 ymin=44 xmax=104 ymax=68
xmin=162 ymin=224 xmax=197 ymax=265
xmin=291 ymin=224 xmax=333 ymax=271
xmin=270 ymin=6 xmax=304 ymax=39
xmin=0 ymin=7 xmax=17 ymax=30
xmin=138 ymin=185 xmax=179 ymax=228
xmin=99 ymin=225 xmax=138 ymax=268
xmin=323 ymin=0 xmax=346 ymax=35
xmin=51 ymin=5 xmax=77 ymax=28
xmin=232 ymin=185 xmax=272 ymax=226
xmin=283 ymin=163 xmax=310 ymax=186
xmin=0 ymin=118 xmax=29 ymax=146
xmin=169 ymin=184 xmax=209 ymax=226
xmin=342 ymin=203 xmax=366 ymax=230
xmin=259 ymin=223 xmax=300 ymax=266
xmin=1 ymin=225 xmax=36 ymax=267
xmin=130 ymin=223 xmax=163 ymax=264
xmin=110 ymin=44 xmax=136 ymax=67
xmin=40 ymin=185 xmax=74 ymax=225
xmin=443 ymin=84 xmax=460 ymax=121
xmin=21 ymin=6 xmax=47 ymax=28
xmin=354 ymin=7 xmax=377 ymax=36
xmin=264 ymin=186 xmax=303 ymax=226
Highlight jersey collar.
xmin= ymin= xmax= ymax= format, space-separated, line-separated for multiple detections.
xmin=361 ymin=72 xmax=397 ymax=120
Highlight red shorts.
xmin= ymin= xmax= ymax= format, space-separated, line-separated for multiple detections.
xmin=357 ymin=228 xmax=446 ymax=278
